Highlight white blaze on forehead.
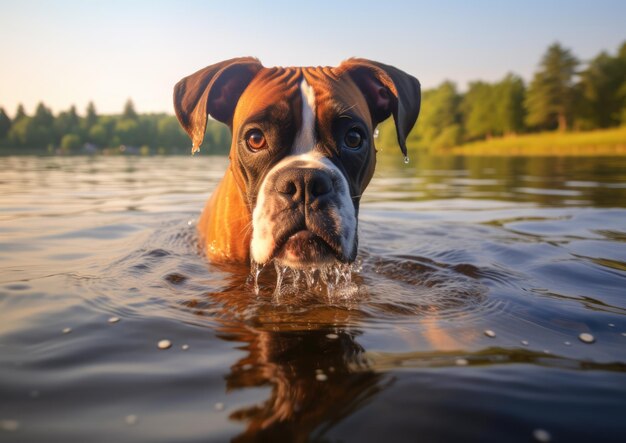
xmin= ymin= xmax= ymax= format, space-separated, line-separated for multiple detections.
xmin=292 ymin=79 xmax=317 ymax=155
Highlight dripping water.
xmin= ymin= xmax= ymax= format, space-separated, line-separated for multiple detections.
xmin=250 ymin=261 xmax=263 ymax=296
xmin=249 ymin=259 xmax=361 ymax=301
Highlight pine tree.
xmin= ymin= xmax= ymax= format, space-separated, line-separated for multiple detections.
xmin=0 ymin=108 xmax=12 ymax=139
xmin=86 ymin=101 xmax=98 ymax=128
xmin=122 ymin=99 xmax=138 ymax=120
xmin=495 ymin=73 xmax=525 ymax=135
xmin=14 ymin=104 xmax=27 ymax=121
xmin=525 ymin=43 xmax=579 ymax=132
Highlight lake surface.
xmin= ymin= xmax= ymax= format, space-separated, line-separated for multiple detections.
xmin=1 ymin=154 xmax=625 ymax=442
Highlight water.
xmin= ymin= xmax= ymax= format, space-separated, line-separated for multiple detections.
xmin=1 ymin=154 xmax=625 ymax=442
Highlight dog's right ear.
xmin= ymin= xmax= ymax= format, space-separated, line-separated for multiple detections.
xmin=173 ymin=57 xmax=263 ymax=153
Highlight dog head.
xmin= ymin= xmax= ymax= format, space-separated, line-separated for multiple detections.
xmin=174 ymin=58 xmax=420 ymax=268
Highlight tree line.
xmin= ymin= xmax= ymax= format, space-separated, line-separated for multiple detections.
xmin=378 ymin=41 xmax=626 ymax=150
xmin=1 ymin=41 xmax=625 ymax=155
xmin=0 ymin=100 xmax=231 ymax=155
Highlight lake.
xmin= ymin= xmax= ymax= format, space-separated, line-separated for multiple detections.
xmin=1 ymin=154 xmax=625 ymax=442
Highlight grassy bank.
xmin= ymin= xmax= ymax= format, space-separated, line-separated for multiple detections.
xmin=442 ymin=126 xmax=626 ymax=156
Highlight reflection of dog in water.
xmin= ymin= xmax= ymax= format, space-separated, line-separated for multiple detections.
xmin=218 ymin=323 xmax=387 ymax=442
xmin=174 ymin=58 xmax=420 ymax=268
xmin=180 ymin=253 xmax=486 ymax=440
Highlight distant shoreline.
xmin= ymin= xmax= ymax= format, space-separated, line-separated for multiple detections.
xmin=441 ymin=126 xmax=626 ymax=156
xmin=367 ymin=125 xmax=626 ymax=156
xmin=2 ymin=126 xmax=626 ymax=157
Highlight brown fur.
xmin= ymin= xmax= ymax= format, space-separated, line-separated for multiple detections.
xmin=174 ymin=58 xmax=420 ymax=264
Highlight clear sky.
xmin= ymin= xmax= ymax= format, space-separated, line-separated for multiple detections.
xmin=1 ymin=0 xmax=625 ymax=116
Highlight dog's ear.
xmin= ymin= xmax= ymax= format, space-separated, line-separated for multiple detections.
xmin=173 ymin=57 xmax=263 ymax=153
xmin=338 ymin=58 xmax=421 ymax=158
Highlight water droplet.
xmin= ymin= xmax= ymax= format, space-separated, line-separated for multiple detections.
xmin=250 ymin=261 xmax=263 ymax=295
xmin=108 ymin=316 xmax=120 ymax=324
xmin=326 ymin=333 xmax=339 ymax=340
xmin=316 ymin=373 xmax=328 ymax=381
xmin=484 ymin=329 xmax=496 ymax=338
xmin=304 ymin=269 xmax=315 ymax=288
xmin=291 ymin=268 xmax=300 ymax=288
xmin=608 ymin=323 xmax=615 ymax=327
xmin=181 ymin=344 xmax=189 ymax=350
xmin=214 ymin=402 xmax=225 ymax=411
xmin=403 ymin=155 xmax=410 ymax=164
xmin=532 ymin=428 xmax=551 ymax=442
xmin=455 ymin=358 xmax=469 ymax=366
xmin=521 ymin=340 xmax=529 ymax=346
xmin=62 ymin=327 xmax=72 ymax=334
xmin=157 ymin=339 xmax=172 ymax=350
xmin=273 ymin=262 xmax=288 ymax=298
xmin=578 ymin=333 xmax=595 ymax=344
xmin=125 ymin=415 xmax=138 ymax=425
xmin=564 ymin=341 xmax=571 ymax=346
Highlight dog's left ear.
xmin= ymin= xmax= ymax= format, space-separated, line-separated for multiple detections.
xmin=173 ymin=57 xmax=264 ymax=153
xmin=338 ymin=58 xmax=421 ymax=158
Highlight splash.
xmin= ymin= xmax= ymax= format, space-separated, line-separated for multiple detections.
xmin=250 ymin=259 xmax=361 ymax=301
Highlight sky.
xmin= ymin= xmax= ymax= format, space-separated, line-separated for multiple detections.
xmin=1 ymin=0 xmax=625 ymax=116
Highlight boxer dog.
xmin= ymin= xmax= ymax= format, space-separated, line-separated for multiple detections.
xmin=173 ymin=57 xmax=420 ymax=268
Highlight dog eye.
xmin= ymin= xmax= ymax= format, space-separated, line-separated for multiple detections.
xmin=246 ymin=129 xmax=267 ymax=150
xmin=344 ymin=128 xmax=364 ymax=149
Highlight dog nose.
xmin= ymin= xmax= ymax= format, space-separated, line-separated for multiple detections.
xmin=275 ymin=168 xmax=334 ymax=203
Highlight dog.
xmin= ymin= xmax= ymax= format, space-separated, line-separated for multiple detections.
xmin=173 ymin=57 xmax=420 ymax=268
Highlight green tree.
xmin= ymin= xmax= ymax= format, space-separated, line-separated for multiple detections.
xmin=157 ymin=116 xmax=187 ymax=150
xmin=8 ymin=102 xmax=55 ymax=149
xmin=0 ymin=108 xmax=11 ymax=140
xmin=8 ymin=117 xmax=44 ymax=148
xmin=461 ymin=81 xmax=497 ymax=140
xmin=114 ymin=118 xmax=140 ymax=146
xmin=60 ymin=133 xmax=81 ymax=153
xmin=618 ymin=42 xmax=626 ymax=124
xmin=88 ymin=124 xmax=108 ymax=147
xmin=85 ymin=101 xmax=98 ymax=128
xmin=494 ymin=73 xmax=525 ymax=135
xmin=577 ymin=44 xmax=626 ymax=129
xmin=33 ymin=102 xmax=54 ymax=127
xmin=54 ymin=105 xmax=81 ymax=143
xmin=525 ymin=43 xmax=579 ymax=131
xmin=122 ymin=99 xmax=138 ymax=120
xmin=416 ymin=81 xmax=463 ymax=149
xmin=206 ymin=120 xmax=232 ymax=153
xmin=14 ymin=104 xmax=27 ymax=122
